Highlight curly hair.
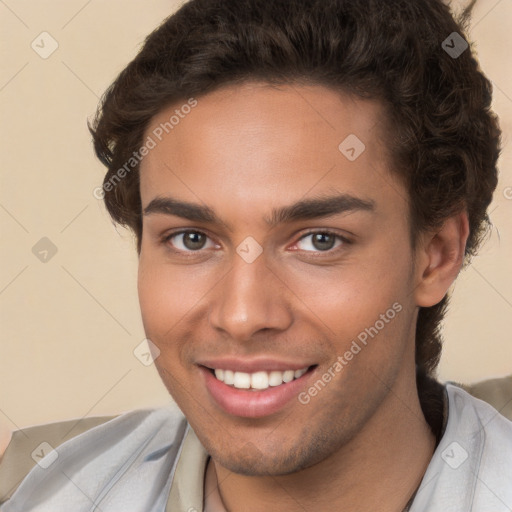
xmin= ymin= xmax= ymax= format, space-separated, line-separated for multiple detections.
xmin=89 ymin=0 xmax=501 ymax=438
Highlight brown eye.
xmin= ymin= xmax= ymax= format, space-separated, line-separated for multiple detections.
xmin=182 ymin=232 xmax=207 ymax=250
xmin=296 ymin=231 xmax=345 ymax=252
xmin=165 ymin=230 xmax=215 ymax=252
xmin=311 ymin=233 xmax=336 ymax=251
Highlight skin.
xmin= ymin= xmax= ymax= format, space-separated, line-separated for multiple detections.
xmin=138 ymin=82 xmax=468 ymax=511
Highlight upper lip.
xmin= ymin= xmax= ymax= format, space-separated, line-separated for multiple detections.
xmin=198 ymin=357 xmax=314 ymax=373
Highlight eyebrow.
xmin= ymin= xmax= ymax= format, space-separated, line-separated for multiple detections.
xmin=143 ymin=193 xmax=375 ymax=229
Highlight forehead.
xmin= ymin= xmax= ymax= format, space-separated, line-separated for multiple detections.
xmin=139 ymin=82 xmax=403 ymax=220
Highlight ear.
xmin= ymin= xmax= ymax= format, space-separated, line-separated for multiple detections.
xmin=413 ymin=211 xmax=470 ymax=307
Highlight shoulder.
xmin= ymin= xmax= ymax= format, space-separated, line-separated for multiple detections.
xmin=446 ymin=382 xmax=512 ymax=438
xmin=0 ymin=415 xmax=117 ymax=503
xmin=437 ymin=384 xmax=511 ymax=510
xmin=460 ymin=374 xmax=512 ymax=421
xmin=449 ymin=384 xmax=512 ymax=508
xmin=446 ymin=381 xmax=512 ymax=459
xmin=411 ymin=384 xmax=512 ymax=512
xmin=444 ymin=383 xmax=512 ymax=463
xmin=0 ymin=407 xmax=187 ymax=508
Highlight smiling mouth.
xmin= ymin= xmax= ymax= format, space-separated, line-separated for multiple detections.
xmin=206 ymin=366 xmax=316 ymax=391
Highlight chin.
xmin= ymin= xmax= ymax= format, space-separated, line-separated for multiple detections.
xmin=206 ymin=433 xmax=337 ymax=477
xmin=215 ymin=453 xmax=310 ymax=477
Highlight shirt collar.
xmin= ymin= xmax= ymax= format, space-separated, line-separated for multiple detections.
xmin=166 ymin=384 xmax=480 ymax=512
xmin=166 ymin=424 xmax=209 ymax=512
xmin=408 ymin=384 xmax=485 ymax=511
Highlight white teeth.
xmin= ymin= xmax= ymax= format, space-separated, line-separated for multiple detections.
xmin=212 ymin=367 xmax=309 ymax=390
xmin=251 ymin=371 xmax=269 ymax=390
xmin=233 ymin=371 xmax=251 ymax=389
xmin=268 ymin=371 xmax=284 ymax=387
xmin=282 ymin=370 xmax=294 ymax=383
xmin=294 ymin=368 xmax=307 ymax=379
xmin=224 ymin=370 xmax=234 ymax=385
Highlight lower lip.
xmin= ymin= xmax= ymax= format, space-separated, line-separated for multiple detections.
xmin=201 ymin=366 xmax=314 ymax=418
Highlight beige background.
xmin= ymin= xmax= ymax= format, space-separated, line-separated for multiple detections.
xmin=0 ymin=0 xmax=511 ymax=435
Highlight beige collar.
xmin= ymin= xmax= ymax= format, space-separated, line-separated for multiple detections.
xmin=164 ymin=427 xmax=227 ymax=511
xmin=166 ymin=389 xmax=449 ymax=511
xmin=166 ymin=425 xmax=209 ymax=512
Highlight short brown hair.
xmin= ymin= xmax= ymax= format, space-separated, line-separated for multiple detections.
xmin=90 ymin=0 xmax=501 ymax=437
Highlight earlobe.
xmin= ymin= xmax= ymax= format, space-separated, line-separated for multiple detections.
xmin=414 ymin=211 xmax=470 ymax=308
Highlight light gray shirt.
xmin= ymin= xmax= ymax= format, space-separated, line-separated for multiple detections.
xmin=1 ymin=384 xmax=511 ymax=511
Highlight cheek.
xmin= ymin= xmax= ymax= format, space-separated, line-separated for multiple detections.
xmin=281 ymin=250 xmax=411 ymax=337
xmin=137 ymin=254 xmax=191 ymax=339
xmin=137 ymin=250 xmax=220 ymax=344
xmin=137 ymin=257 xmax=197 ymax=391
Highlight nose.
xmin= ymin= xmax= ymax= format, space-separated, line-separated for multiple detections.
xmin=208 ymin=252 xmax=294 ymax=342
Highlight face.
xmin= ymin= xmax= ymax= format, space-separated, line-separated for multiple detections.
xmin=138 ymin=82 xmax=420 ymax=476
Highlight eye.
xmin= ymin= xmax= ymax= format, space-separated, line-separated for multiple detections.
xmin=294 ymin=231 xmax=348 ymax=252
xmin=163 ymin=230 xmax=217 ymax=252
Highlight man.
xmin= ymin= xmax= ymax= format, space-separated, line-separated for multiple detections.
xmin=1 ymin=0 xmax=511 ymax=510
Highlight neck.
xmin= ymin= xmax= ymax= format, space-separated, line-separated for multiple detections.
xmin=212 ymin=375 xmax=437 ymax=512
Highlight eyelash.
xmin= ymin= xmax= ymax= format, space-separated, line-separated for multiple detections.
xmin=160 ymin=229 xmax=352 ymax=256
